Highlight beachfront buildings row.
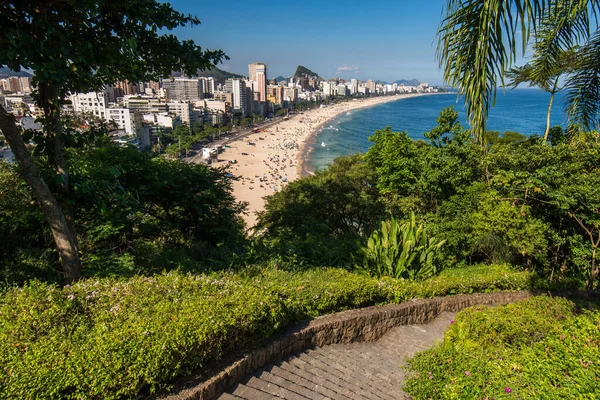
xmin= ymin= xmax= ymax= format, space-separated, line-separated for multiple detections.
xmin=0 ymin=62 xmax=437 ymax=151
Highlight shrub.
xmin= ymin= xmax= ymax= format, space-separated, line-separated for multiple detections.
xmin=357 ymin=213 xmax=446 ymax=280
xmin=404 ymin=296 xmax=600 ymax=399
xmin=0 ymin=265 xmax=579 ymax=399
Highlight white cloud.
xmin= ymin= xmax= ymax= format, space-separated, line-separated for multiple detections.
xmin=336 ymin=64 xmax=360 ymax=74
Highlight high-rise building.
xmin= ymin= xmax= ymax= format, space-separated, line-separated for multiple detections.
xmin=70 ymin=91 xmax=108 ymax=119
xmin=19 ymin=77 xmax=32 ymax=93
xmin=7 ymin=77 xmax=21 ymax=93
xmin=366 ymin=80 xmax=377 ymax=94
xmin=225 ymin=78 xmax=248 ymax=115
xmin=266 ymin=85 xmax=284 ymax=105
xmin=167 ymin=101 xmax=203 ymax=125
xmin=283 ymin=87 xmax=298 ymax=102
xmin=162 ymin=78 xmax=203 ymax=101
xmin=105 ymin=107 xmax=135 ymax=135
xmin=248 ymin=62 xmax=267 ymax=102
xmin=199 ymin=77 xmax=215 ymax=97
xmin=336 ymin=84 xmax=348 ymax=97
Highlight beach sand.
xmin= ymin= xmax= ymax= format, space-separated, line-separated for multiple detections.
xmin=207 ymin=93 xmax=431 ymax=228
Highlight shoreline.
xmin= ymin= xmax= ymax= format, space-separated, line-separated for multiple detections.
xmin=204 ymin=93 xmax=445 ymax=227
xmin=297 ymin=92 xmax=446 ymax=177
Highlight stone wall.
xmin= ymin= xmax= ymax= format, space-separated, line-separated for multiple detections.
xmin=159 ymin=291 xmax=539 ymax=400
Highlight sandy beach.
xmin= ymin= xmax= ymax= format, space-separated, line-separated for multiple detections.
xmin=208 ymin=93 xmax=432 ymax=228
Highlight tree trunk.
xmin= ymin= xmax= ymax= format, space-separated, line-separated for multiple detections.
xmin=543 ymin=79 xmax=559 ymax=145
xmin=49 ymin=98 xmax=79 ymax=251
xmin=588 ymin=246 xmax=599 ymax=290
xmin=0 ymin=104 xmax=81 ymax=281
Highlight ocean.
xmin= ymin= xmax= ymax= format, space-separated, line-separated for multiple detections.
xmin=309 ymin=89 xmax=569 ymax=171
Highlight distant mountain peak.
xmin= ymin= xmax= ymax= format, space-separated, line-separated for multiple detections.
xmin=170 ymin=66 xmax=245 ymax=83
xmin=0 ymin=67 xmax=33 ymax=79
xmin=393 ymin=78 xmax=421 ymax=86
xmin=294 ymin=65 xmax=321 ymax=80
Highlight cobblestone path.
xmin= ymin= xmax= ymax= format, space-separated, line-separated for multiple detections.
xmin=218 ymin=311 xmax=456 ymax=400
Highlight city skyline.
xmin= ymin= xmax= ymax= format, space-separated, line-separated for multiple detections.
xmin=166 ymin=0 xmax=453 ymax=84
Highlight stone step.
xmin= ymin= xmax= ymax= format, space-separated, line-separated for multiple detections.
xmin=309 ymin=348 xmax=399 ymax=400
xmin=277 ymin=360 xmax=350 ymax=400
xmin=225 ymin=382 xmax=281 ymax=399
xmin=265 ymin=363 xmax=341 ymax=400
xmin=219 ymin=311 xmax=457 ymax=400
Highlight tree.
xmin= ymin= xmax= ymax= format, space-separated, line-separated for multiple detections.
xmin=424 ymin=106 xmax=469 ymax=147
xmin=255 ymin=155 xmax=385 ymax=267
xmin=506 ymin=48 xmax=577 ymax=144
xmin=437 ymin=0 xmax=600 ymax=146
xmin=0 ymin=1 xmax=225 ymax=281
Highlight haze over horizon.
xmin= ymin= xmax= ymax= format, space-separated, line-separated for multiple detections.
xmin=167 ymin=0 xmax=455 ymax=85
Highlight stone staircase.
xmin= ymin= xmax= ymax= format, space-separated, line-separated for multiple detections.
xmin=218 ymin=311 xmax=456 ymax=400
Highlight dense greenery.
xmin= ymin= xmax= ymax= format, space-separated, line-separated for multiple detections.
xmin=404 ymin=296 xmax=600 ymax=399
xmin=0 ymin=0 xmax=226 ymax=280
xmin=256 ymin=108 xmax=600 ymax=288
xmin=0 ymin=264 xmax=546 ymax=399
xmin=437 ymin=0 xmax=600 ymax=142
xmin=0 ymin=139 xmax=246 ymax=284
xmin=357 ymin=213 xmax=446 ymax=280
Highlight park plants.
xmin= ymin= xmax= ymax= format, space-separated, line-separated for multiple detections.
xmin=404 ymin=296 xmax=600 ymax=399
xmin=357 ymin=213 xmax=446 ymax=280
xmin=0 ymin=264 xmax=552 ymax=399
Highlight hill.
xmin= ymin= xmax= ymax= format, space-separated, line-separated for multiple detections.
xmin=0 ymin=67 xmax=33 ymax=79
xmin=293 ymin=65 xmax=321 ymax=80
xmin=171 ymin=67 xmax=245 ymax=83
xmin=393 ymin=79 xmax=420 ymax=86
xmin=195 ymin=67 xmax=244 ymax=83
xmin=274 ymin=76 xmax=287 ymax=83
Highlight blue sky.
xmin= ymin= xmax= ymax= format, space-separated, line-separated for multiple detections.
xmin=166 ymin=0 xmax=456 ymax=85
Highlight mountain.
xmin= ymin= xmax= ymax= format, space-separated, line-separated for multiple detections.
xmin=196 ymin=67 xmax=244 ymax=83
xmin=172 ymin=67 xmax=245 ymax=83
xmin=293 ymin=65 xmax=321 ymax=80
xmin=0 ymin=67 xmax=33 ymax=79
xmin=274 ymin=76 xmax=287 ymax=83
xmin=393 ymin=79 xmax=420 ymax=86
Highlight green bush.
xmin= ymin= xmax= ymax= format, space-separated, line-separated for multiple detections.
xmin=404 ymin=296 xmax=600 ymax=399
xmin=357 ymin=213 xmax=446 ymax=280
xmin=0 ymin=265 xmax=578 ymax=399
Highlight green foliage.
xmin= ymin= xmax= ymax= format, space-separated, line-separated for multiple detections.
xmin=424 ymin=106 xmax=470 ymax=147
xmin=256 ymin=116 xmax=600 ymax=286
xmin=404 ymin=296 xmax=600 ymax=399
xmin=0 ymin=1 xmax=224 ymax=96
xmin=437 ymin=0 xmax=600 ymax=141
xmin=0 ymin=264 xmax=557 ymax=399
xmin=0 ymin=141 xmax=246 ymax=284
xmin=358 ymin=213 xmax=446 ymax=280
xmin=255 ymin=155 xmax=384 ymax=267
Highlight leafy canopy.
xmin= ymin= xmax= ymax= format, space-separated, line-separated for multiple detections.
xmin=0 ymin=0 xmax=226 ymax=94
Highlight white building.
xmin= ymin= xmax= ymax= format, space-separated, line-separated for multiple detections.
xmin=143 ymin=112 xmax=177 ymax=129
xmin=322 ymin=81 xmax=332 ymax=97
xmin=106 ymin=107 xmax=135 ymax=135
xmin=70 ymin=91 xmax=108 ymax=119
xmin=199 ymin=77 xmax=215 ymax=97
xmin=225 ymin=78 xmax=247 ymax=115
xmin=162 ymin=78 xmax=203 ymax=101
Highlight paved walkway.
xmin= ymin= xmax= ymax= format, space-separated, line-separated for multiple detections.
xmin=218 ymin=311 xmax=456 ymax=400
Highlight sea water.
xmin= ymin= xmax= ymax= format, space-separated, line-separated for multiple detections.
xmin=309 ymin=89 xmax=568 ymax=171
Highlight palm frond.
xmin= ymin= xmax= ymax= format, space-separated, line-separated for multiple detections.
xmin=529 ymin=0 xmax=592 ymax=84
xmin=437 ymin=0 xmax=538 ymax=146
xmin=566 ymin=31 xmax=600 ymax=129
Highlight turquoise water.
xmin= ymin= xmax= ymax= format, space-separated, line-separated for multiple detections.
xmin=309 ymin=89 xmax=568 ymax=171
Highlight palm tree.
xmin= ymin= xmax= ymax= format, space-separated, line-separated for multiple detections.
xmin=437 ymin=0 xmax=600 ymax=146
xmin=505 ymin=48 xmax=577 ymax=144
